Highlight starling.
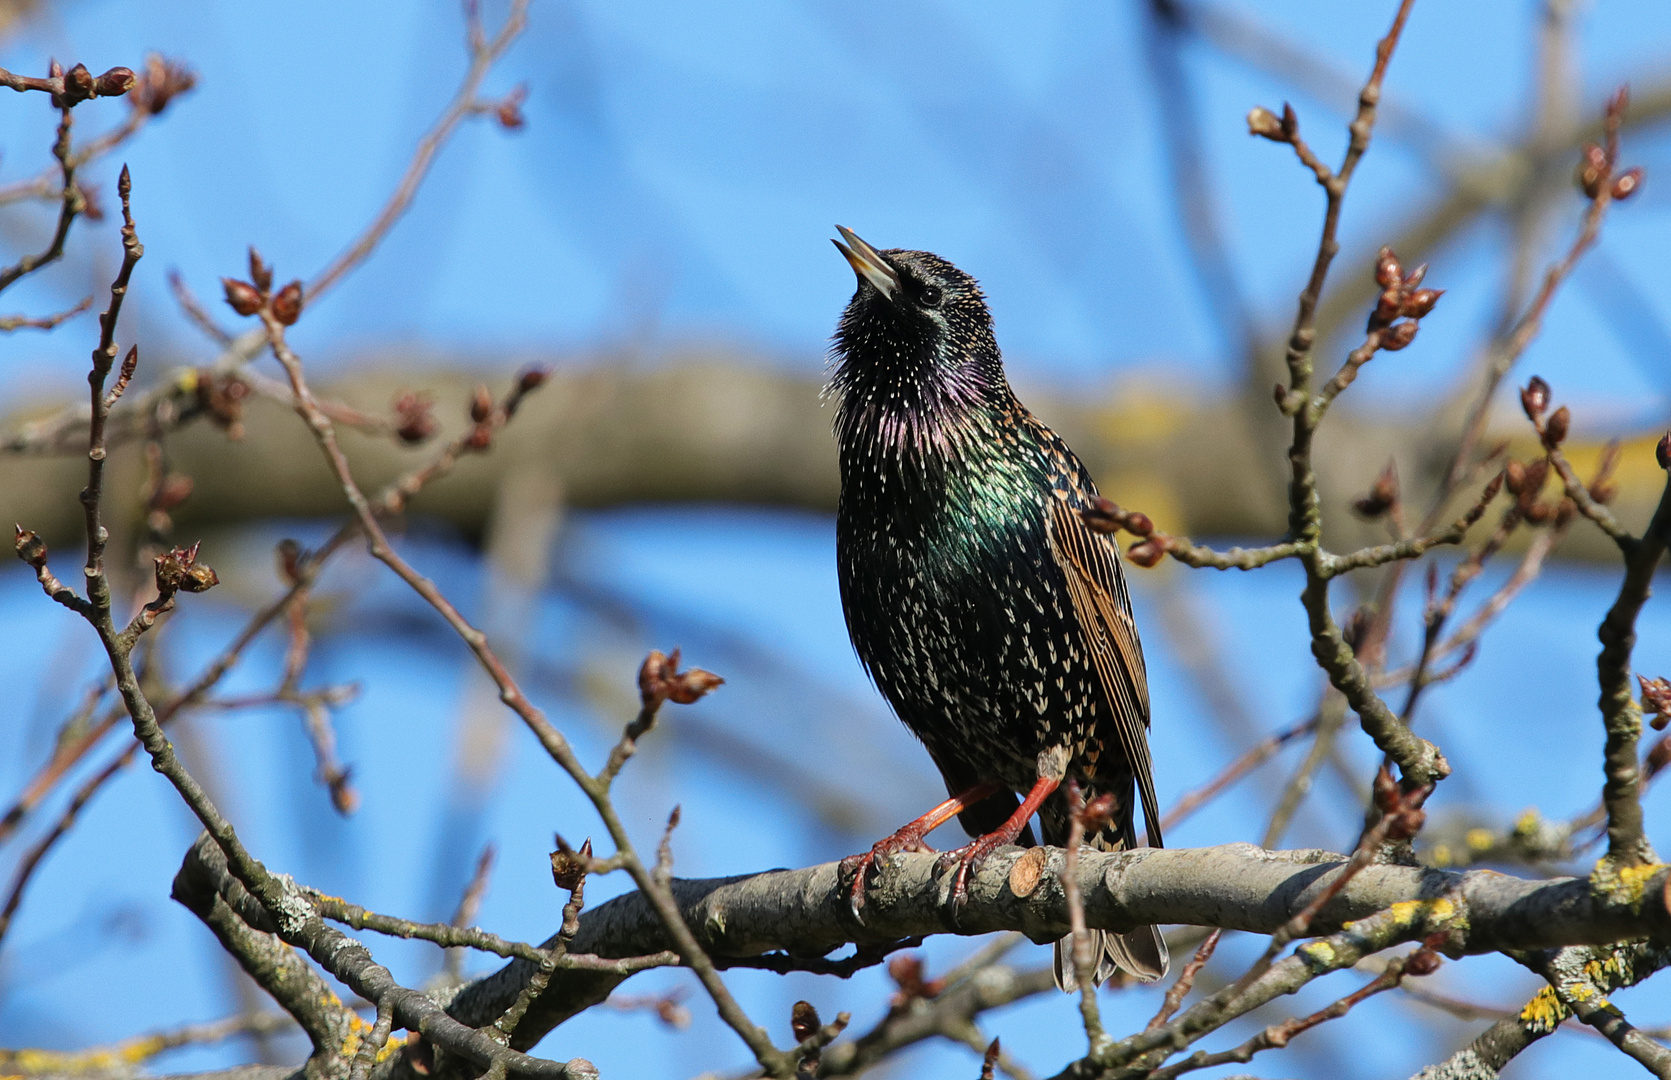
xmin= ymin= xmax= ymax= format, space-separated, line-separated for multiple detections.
xmin=828 ymin=226 xmax=1169 ymax=988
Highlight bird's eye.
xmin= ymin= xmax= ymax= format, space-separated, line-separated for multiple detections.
xmin=919 ymin=285 xmax=943 ymax=308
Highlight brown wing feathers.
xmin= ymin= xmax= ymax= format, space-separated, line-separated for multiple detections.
xmin=1047 ymin=500 xmax=1163 ymax=848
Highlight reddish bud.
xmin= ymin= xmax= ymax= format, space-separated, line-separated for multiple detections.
xmin=1657 ymin=432 xmax=1671 ymax=471
xmin=1281 ymin=102 xmax=1298 ymax=138
xmin=1374 ymin=246 xmax=1402 ymax=290
xmin=1504 ymin=459 xmax=1526 ymax=495
xmin=392 ymin=390 xmax=438 ymax=445
xmin=791 ymin=1000 xmax=821 ymax=1043
xmin=1246 ymin=106 xmax=1286 ymax=141
xmin=14 ymin=526 xmax=47 ymax=568
xmin=222 ymin=278 xmax=262 ymax=316
xmin=464 ymin=426 xmax=493 ymax=451
xmin=61 ymin=63 xmax=95 ymax=106
xmin=496 ymin=100 xmax=524 ymax=130
xmin=1641 ymin=675 xmax=1671 ymax=731
xmin=275 ymin=538 xmax=304 ymax=585
xmin=154 ymin=541 xmax=219 ymax=596
xmin=248 ymin=246 xmax=272 ymax=293
xmin=1124 ymin=511 xmax=1154 ymax=537
xmin=981 ymin=1038 xmax=1001 ymax=1080
xmin=1612 ymin=166 xmax=1645 ymax=201
xmin=1403 ymin=948 xmax=1443 ymax=978
xmin=1524 ymin=501 xmax=1552 ymax=525
xmin=1541 ymin=405 xmax=1571 ymax=449
xmin=1368 ymin=288 xmax=1402 ymax=331
xmin=1402 ymin=263 xmax=1428 ymax=291
xmin=1380 ymin=320 xmax=1419 ymax=351
xmin=549 ymin=835 xmax=593 ymax=891
xmin=1353 ymin=459 xmax=1401 ymax=519
xmin=1522 ymin=458 xmax=1550 ymax=496
xmin=1578 ymin=143 xmax=1609 ymax=198
xmin=518 ymin=366 xmax=550 ymax=394
xmin=1126 ymin=539 xmax=1164 ymax=568
xmin=94 ymin=66 xmax=136 ymax=97
xmin=132 ymin=53 xmax=196 ymax=116
xmin=638 ymin=648 xmax=725 ymax=707
xmin=48 ymin=59 xmax=63 ymax=80
xmin=470 ymin=384 xmax=494 ymax=424
xmin=1520 ymin=376 xmax=1550 ymax=421
xmin=269 ymin=280 xmax=303 ymax=326
xmin=1401 ymin=288 xmax=1443 ymax=320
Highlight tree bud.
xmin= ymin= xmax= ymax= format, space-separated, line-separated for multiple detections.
xmin=1401 ymin=288 xmax=1443 ymax=319
xmin=1541 ymin=405 xmax=1570 ymax=448
xmin=1246 ymin=106 xmax=1286 ymax=141
xmin=61 ymin=63 xmax=94 ymax=106
xmin=94 ymin=67 xmax=136 ymax=97
xmin=470 ymin=384 xmax=494 ymax=424
xmin=1374 ymin=246 xmax=1402 ymax=289
xmin=1380 ymin=320 xmax=1419 ymax=351
xmin=1658 ymin=431 xmax=1671 ymax=471
xmin=1520 ymin=376 xmax=1550 ymax=420
xmin=222 ymin=278 xmax=262 ymax=316
xmin=14 ymin=526 xmax=46 ymax=567
xmin=269 ymin=280 xmax=303 ymax=326
xmin=1612 ymin=166 xmax=1644 ymax=201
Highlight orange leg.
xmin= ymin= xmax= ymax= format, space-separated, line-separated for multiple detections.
xmin=936 ymin=773 xmax=1061 ymax=910
xmin=841 ymin=781 xmax=1004 ymax=918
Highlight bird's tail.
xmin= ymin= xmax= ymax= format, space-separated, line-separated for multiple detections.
xmin=1052 ymin=830 xmax=1169 ymax=991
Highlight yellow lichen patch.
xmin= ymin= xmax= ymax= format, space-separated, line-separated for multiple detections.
xmin=1298 ymin=940 xmax=1336 ymax=970
xmin=1465 ymin=828 xmax=1495 ymax=852
xmin=1590 ymin=859 xmax=1666 ymax=911
xmin=1384 ymin=897 xmax=1457 ymax=932
xmin=1429 ymin=843 xmax=1453 ymax=868
xmin=1519 ymin=986 xmax=1568 ymax=1033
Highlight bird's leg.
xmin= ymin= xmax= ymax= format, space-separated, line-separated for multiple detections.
xmin=841 ymin=780 xmax=1003 ymax=919
xmin=936 ymin=771 xmax=1061 ymax=913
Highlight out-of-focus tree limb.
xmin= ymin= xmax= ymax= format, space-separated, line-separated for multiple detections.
xmin=0 ymin=361 xmax=1659 ymax=566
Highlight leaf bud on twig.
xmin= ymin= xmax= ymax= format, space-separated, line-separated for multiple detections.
xmin=1380 ymin=320 xmax=1419 ymax=351
xmin=392 ymin=390 xmax=438 ymax=444
xmin=1520 ymin=376 xmax=1550 ymax=421
xmin=1611 ymin=166 xmax=1645 ymax=201
xmin=1541 ymin=405 xmax=1570 ymax=449
xmin=1657 ymin=431 xmax=1671 ymax=471
xmin=94 ymin=67 xmax=136 ymax=97
xmin=248 ymin=246 xmax=273 ymax=293
xmin=790 ymin=1000 xmax=821 ymax=1044
xmin=154 ymin=541 xmax=219 ymax=595
xmin=549 ymin=836 xmax=593 ymax=891
xmin=1401 ymin=263 xmax=1428 ymax=290
xmin=14 ymin=526 xmax=47 ymax=568
xmin=1503 ymin=459 xmax=1526 ymax=495
xmin=1126 ymin=539 xmax=1164 ymax=568
xmin=981 ymin=1038 xmax=1001 ymax=1080
xmin=269 ymin=280 xmax=303 ymax=326
xmin=1577 ymin=143 xmax=1608 ymax=198
xmin=1246 ymin=106 xmax=1286 ymax=141
xmin=1352 ymin=459 xmax=1400 ymax=519
xmin=221 ymin=278 xmax=262 ymax=316
xmin=470 ymin=384 xmax=494 ymax=424
xmin=1374 ymin=246 xmax=1402 ymax=289
xmin=1401 ymin=288 xmax=1443 ymax=320
xmin=60 ymin=63 xmax=95 ymax=106
xmin=1403 ymin=947 xmax=1443 ymax=978
xmin=638 ymin=648 xmax=724 ymax=707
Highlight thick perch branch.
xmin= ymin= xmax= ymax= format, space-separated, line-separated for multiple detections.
xmin=437 ymin=842 xmax=1671 ymax=1054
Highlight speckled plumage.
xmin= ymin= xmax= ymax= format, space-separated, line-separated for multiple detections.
xmin=829 ymin=237 xmax=1168 ymax=985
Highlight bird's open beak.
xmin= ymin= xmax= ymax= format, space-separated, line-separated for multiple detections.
xmin=833 ymin=226 xmax=900 ymax=302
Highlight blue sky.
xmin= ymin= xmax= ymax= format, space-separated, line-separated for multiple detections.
xmin=4 ymin=2 xmax=1671 ymax=1078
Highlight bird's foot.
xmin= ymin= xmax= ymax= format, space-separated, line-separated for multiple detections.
xmin=839 ymin=826 xmax=938 ymax=921
xmin=933 ymin=830 xmax=1015 ymax=917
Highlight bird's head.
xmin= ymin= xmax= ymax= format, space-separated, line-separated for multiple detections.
xmin=828 ymin=227 xmax=1005 ymax=438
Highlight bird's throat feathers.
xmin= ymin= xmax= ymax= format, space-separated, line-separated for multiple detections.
xmin=829 ymin=301 xmax=1010 ymax=462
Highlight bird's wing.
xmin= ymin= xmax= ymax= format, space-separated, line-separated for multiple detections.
xmin=1046 ymin=498 xmax=1163 ymax=848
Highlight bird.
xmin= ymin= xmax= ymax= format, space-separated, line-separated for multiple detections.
xmin=827 ymin=225 xmax=1169 ymax=988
